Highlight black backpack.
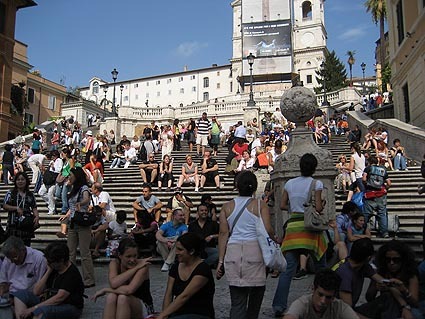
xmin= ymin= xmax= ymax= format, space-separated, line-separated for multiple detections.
xmin=139 ymin=141 xmax=154 ymax=161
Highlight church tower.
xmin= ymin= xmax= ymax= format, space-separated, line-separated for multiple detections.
xmin=230 ymin=0 xmax=327 ymax=93
xmin=292 ymin=0 xmax=327 ymax=89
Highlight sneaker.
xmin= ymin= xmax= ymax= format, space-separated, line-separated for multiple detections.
xmin=383 ymin=233 xmax=390 ymax=238
xmin=293 ymin=269 xmax=308 ymax=280
xmin=161 ymin=262 xmax=170 ymax=272
xmin=194 ymin=187 xmax=199 ymax=192
xmin=418 ymin=185 xmax=425 ymax=195
xmin=199 ymin=187 xmax=204 ymax=192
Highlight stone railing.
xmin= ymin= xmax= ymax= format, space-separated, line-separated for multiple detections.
xmin=316 ymin=87 xmax=362 ymax=107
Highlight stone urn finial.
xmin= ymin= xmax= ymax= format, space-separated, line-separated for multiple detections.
xmin=280 ymin=86 xmax=317 ymax=126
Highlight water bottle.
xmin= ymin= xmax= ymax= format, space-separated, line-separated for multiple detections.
xmin=105 ymin=247 xmax=111 ymax=259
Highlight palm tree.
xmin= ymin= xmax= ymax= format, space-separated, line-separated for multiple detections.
xmin=346 ymin=50 xmax=356 ymax=87
xmin=365 ymin=0 xmax=387 ymax=92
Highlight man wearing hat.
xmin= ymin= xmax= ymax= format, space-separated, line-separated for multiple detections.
xmin=165 ymin=189 xmax=194 ymax=225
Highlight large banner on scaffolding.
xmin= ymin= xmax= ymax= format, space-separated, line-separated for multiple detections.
xmin=242 ymin=0 xmax=292 ymax=76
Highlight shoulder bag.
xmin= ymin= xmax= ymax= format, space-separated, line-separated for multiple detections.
xmin=72 ymin=189 xmax=97 ymax=227
xmin=303 ymin=179 xmax=328 ymax=232
xmin=256 ymin=199 xmax=287 ymax=272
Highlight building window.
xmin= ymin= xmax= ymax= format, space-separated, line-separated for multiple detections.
xmin=192 ymin=87 xmax=196 ymax=92
xmin=92 ymin=81 xmax=99 ymax=94
xmin=396 ymin=0 xmax=405 ymax=45
xmin=135 ymin=94 xmax=139 ymax=100
xmin=306 ymin=75 xmax=312 ymax=84
xmin=0 ymin=3 xmax=6 ymax=34
xmin=168 ymin=90 xmax=171 ymax=95
xmin=203 ymin=77 xmax=209 ymax=88
xmin=146 ymin=93 xmax=149 ymax=98
xmin=179 ymin=77 xmax=184 ymax=82
xmin=402 ymin=82 xmax=410 ymax=123
xmin=190 ymin=75 xmax=196 ymax=80
xmin=146 ymin=82 xmax=150 ymax=87
xmin=157 ymin=92 xmax=160 ymax=97
xmin=167 ymin=78 xmax=172 ymax=84
xmin=203 ymin=92 xmax=209 ymax=101
xmin=180 ymin=103 xmax=184 ymax=107
xmin=217 ymin=71 xmax=220 ymax=76
xmin=302 ymin=1 xmax=312 ymax=20
xmin=217 ymin=83 xmax=221 ymax=89
xmin=180 ymin=88 xmax=184 ymax=94
xmin=134 ymin=83 xmax=138 ymax=88
xmin=27 ymin=88 xmax=35 ymax=104
xmin=124 ymin=96 xmax=128 ymax=102
xmin=156 ymin=80 xmax=161 ymax=85
xmin=24 ymin=113 xmax=34 ymax=126
xmin=48 ymin=95 xmax=56 ymax=110
xmin=230 ymin=82 xmax=233 ymax=92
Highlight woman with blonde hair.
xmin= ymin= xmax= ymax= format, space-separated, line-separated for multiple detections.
xmin=176 ymin=154 xmax=200 ymax=192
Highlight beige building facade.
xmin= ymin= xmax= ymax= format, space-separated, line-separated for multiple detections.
xmin=386 ymin=0 xmax=425 ymax=128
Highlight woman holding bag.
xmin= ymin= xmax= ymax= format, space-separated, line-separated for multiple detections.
xmin=272 ymin=153 xmax=328 ymax=317
xmin=217 ymin=170 xmax=277 ymax=319
xmin=59 ymin=167 xmax=95 ymax=288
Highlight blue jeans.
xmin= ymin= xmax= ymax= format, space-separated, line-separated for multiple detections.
xmin=55 ymin=183 xmax=70 ymax=214
xmin=364 ymin=195 xmax=388 ymax=235
xmin=356 ymin=177 xmax=366 ymax=192
xmin=12 ymin=289 xmax=82 ymax=319
xmin=110 ymin=157 xmax=124 ymax=168
xmin=393 ymin=154 xmax=407 ymax=170
xmin=272 ymin=249 xmax=326 ymax=313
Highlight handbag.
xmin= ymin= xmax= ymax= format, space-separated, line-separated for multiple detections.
xmin=255 ymin=199 xmax=287 ymax=272
xmin=303 ymin=179 xmax=328 ymax=232
xmin=71 ymin=189 xmax=96 ymax=226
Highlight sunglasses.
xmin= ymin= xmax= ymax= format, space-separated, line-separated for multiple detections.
xmin=385 ymin=256 xmax=402 ymax=264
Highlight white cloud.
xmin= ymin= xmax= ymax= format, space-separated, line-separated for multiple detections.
xmin=175 ymin=41 xmax=208 ymax=57
xmin=337 ymin=27 xmax=367 ymax=41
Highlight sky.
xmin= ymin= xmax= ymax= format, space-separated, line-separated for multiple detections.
xmin=15 ymin=0 xmax=382 ymax=89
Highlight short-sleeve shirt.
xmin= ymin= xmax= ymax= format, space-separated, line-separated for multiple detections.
xmin=196 ymin=119 xmax=211 ymax=136
xmin=286 ymin=294 xmax=359 ymax=319
xmin=94 ymin=191 xmax=116 ymax=213
xmin=109 ymin=220 xmax=127 ymax=237
xmin=285 ymin=176 xmax=323 ymax=213
xmin=335 ymin=259 xmax=376 ymax=306
xmin=188 ymin=220 xmax=219 ymax=247
xmin=336 ymin=214 xmax=351 ymax=234
xmin=200 ymin=158 xmax=218 ymax=171
xmin=159 ymin=221 xmax=187 ymax=238
xmin=135 ymin=194 xmax=160 ymax=210
xmin=169 ymin=262 xmax=215 ymax=318
xmin=0 ymin=247 xmax=47 ymax=293
xmin=46 ymin=262 xmax=84 ymax=309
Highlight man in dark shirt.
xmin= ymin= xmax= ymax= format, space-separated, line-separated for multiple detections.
xmin=139 ymin=153 xmax=159 ymax=185
xmin=199 ymin=150 xmax=220 ymax=191
xmin=188 ymin=204 xmax=219 ymax=267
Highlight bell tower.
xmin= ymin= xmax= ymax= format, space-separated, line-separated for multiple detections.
xmin=292 ymin=0 xmax=327 ymax=89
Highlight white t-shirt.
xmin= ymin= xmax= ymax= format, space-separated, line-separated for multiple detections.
xmin=285 ymin=176 xmax=323 ymax=213
xmin=93 ymin=191 xmax=116 ymax=213
xmin=109 ymin=221 xmax=127 ymax=237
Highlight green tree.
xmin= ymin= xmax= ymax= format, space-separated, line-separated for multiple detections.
xmin=67 ymin=85 xmax=81 ymax=96
xmin=314 ymin=50 xmax=347 ymax=94
xmin=346 ymin=50 xmax=356 ymax=86
xmin=381 ymin=62 xmax=391 ymax=92
xmin=365 ymin=0 xmax=387 ymax=92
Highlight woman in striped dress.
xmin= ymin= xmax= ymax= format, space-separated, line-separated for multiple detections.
xmin=272 ymin=153 xmax=328 ymax=317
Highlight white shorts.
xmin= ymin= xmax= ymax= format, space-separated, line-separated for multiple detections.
xmin=196 ymin=134 xmax=209 ymax=146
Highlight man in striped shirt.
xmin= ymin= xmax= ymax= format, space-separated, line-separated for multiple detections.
xmin=195 ymin=112 xmax=212 ymax=157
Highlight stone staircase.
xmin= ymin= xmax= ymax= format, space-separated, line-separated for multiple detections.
xmin=1 ymin=134 xmax=424 ymax=261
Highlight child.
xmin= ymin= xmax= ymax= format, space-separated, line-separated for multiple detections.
xmin=335 ymin=155 xmax=351 ymax=193
xmin=108 ymin=210 xmax=127 ymax=240
xmin=347 ymin=212 xmax=371 ymax=253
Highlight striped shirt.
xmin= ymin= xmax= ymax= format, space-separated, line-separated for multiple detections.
xmin=196 ymin=118 xmax=211 ymax=136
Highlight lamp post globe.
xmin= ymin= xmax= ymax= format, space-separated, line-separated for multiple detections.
xmin=111 ymin=68 xmax=119 ymax=116
xmin=247 ymin=53 xmax=256 ymax=107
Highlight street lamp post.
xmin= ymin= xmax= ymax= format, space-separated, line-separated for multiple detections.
xmin=320 ymin=62 xmax=328 ymax=106
xmin=120 ymin=84 xmax=124 ymax=110
xmin=361 ymin=62 xmax=366 ymax=95
xmin=111 ymin=68 xmax=119 ymax=116
xmin=102 ymin=85 xmax=108 ymax=119
xmin=247 ymin=53 xmax=256 ymax=107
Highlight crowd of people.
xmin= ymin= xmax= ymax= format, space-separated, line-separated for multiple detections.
xmin=0 ymin=108 xmax=424 ymax=319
